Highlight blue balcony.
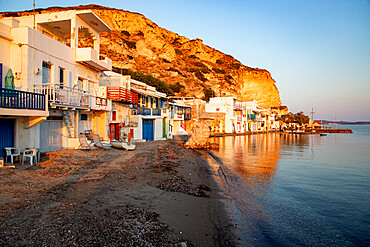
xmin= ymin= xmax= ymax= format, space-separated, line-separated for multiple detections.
xmin=131 ymin=106 xmax=160 ymax=116
xmin=248 ymin=114 xmax=256 ymax=120
xmin=152 ymin=108 xmax=161 ymax=116
xmin=0 ymin=88 xmax=46 ymax=110
xmin=184 ymin=113 xmax=191 ymax=120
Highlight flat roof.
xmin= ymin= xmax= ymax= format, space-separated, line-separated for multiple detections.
xmin=76 ymin=10 xmax=111 ymax=32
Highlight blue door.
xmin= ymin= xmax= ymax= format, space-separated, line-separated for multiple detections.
xmin=0 ymin=118 xmax=15 ymax=158
xmin=142 ymin=119 xmax=154 ymax=141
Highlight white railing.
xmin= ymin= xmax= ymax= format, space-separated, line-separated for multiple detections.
xmin=33 ymin=83 xmax=90 ymax=108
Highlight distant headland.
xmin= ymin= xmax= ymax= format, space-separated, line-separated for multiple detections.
xmin=318 ymin=120 xmax=370 ymax=125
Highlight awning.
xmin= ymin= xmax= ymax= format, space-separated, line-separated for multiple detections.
xmin=169 ymin=101 xmax=190 ymax=108
xmin=132 ymin=88 xmax=161 ymax=98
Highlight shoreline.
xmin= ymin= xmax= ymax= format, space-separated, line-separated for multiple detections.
xmin=0 ymin=136 xmax=237 ymax=246
xmin=210 ymin=128 xmax=352 ymax=137
xmin=201 ymin=150 xmax=246 ymax=246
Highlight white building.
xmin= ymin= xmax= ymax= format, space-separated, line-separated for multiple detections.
xmin=204 ymin=98 xmax=278 ymax=134
xmin=205 ymin=97 xmax=242 ymax=133
xmin=169 ymin=101 xmax=191 ymax=136
xmin=0 ymin=10 xmax=113 ymax=154
xmin=103 ymin=72 xmax=171 ymax=142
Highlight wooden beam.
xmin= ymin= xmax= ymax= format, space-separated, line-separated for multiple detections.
xmin=26 ymin=116 xmax=47 ymax=129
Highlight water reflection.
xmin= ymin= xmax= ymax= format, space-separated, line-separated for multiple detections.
xmin=211 ymin=134 xmax=311 ymax=193
xmin=209 ymin=132 xmax=370 ymax=246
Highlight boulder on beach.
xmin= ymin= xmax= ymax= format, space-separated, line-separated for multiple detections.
xmin=185 ymin=120 xmax=211 ymax=149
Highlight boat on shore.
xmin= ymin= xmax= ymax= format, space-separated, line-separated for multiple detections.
xmin=111 ymin=140 xmax=136 ymax=151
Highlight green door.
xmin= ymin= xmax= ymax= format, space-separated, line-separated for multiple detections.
xmin=162 ymin=118 xmax=167 ymax=138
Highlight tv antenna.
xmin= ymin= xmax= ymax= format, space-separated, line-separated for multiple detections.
xmin=33 ymin=0 xmax=36 ymax=29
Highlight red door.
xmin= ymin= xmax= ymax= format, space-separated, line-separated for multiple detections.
xmin=109 ymin=123 xmax=120 ymax=140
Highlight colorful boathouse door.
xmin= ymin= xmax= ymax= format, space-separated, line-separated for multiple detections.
xmin=0 ymin=118 xmax=15 ymax=158
xmin=142 ymin=119 xmax=154 ymax=141
xmin=109 ymin=123 xmax=120 ymax=141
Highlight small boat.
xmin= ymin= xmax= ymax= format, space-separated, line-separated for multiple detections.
xmin=320 ymin=133 xmax=327 ymax=136
xmin=111 ymin=140 xmax=136 ymax=151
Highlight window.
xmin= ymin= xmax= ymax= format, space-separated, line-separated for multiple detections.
xmin=146 ymin=97 xmax=149 ymax=107
xmin=0 ymin=63 xmax=2 ymax=89
xmin=42 ymin=61 xmax=52 ymax=84
xmin=161 ymin=99 xmax=168 ymax=109
xmin=76 ymin=78 xmax=83 ymax=91
xmin=112 ymin=111 xmax=117 ymax=121
xmin=59 ymin=67 xmax=64 ymax=87
xmin=80 ymin=114 xmax=88 ymax=121
xmin=69 ymin=71 xmax=72 ymax=88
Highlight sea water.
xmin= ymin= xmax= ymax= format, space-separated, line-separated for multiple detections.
xmin=208 ymin=125 xmax=370 ymax=246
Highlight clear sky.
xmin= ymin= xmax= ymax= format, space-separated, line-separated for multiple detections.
xmin=1 ymin=0 xmax=369 ymax=121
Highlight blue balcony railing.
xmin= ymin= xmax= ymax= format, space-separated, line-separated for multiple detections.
xmin=152 ymin=108 xmax=161 ymax=116
xmin=131 ymin=106 xmax=157 ymax=116
xmin=184 ymin=113 xmax=192 ymax=120
xmin=248 ymin=114 xmax=256 ymax=120
xmin=0 ymin=88 xmax=45 ymax=110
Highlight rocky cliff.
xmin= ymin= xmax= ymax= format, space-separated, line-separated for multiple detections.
xmin=1 ymin=5 xmax=282 ymax=108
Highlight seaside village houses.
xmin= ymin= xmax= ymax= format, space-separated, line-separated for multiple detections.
xmin=202 ymin=97 xmax=280 ymax=134
xmin=0 ymin=10 xmax=116 ymax=157
xmin=0 ymin=9 xmax=192 ymax=159
xmin=0 ymin=8 xmax=280 ymax=163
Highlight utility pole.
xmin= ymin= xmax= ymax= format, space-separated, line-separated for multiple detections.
xmin=310 ymin=107 xmax=315 ymax=121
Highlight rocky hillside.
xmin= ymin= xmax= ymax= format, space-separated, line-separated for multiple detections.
xmin=1 ymin=5 xmax=282 ymax=108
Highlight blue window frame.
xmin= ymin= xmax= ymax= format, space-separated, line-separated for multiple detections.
xmin=0 ymin=63 xmax=3 ymax=89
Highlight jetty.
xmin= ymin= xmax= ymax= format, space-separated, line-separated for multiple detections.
xmin=315 ymin=128 xmax=353 ymax=134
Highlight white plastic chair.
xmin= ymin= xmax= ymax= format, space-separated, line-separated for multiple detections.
xmin=4 ymin=147 xmax=21 ymax=164
xmin=22 ymin=149 xmax=37 ymax=166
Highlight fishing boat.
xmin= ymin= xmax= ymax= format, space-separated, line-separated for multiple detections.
xmin=320 ymin=133 xmax=327 ymax=136
xmin=111 ymin=140 xmax=136 ymax=150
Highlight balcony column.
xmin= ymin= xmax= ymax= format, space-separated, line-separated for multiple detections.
xmin=93 ymin=35 xmax=99 ymax=54
xmin=70 ymin=17 xmax=77 ymax=49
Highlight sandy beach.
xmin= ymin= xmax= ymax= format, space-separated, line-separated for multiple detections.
xmin=0 ymin=136 xmax=235 ymax=246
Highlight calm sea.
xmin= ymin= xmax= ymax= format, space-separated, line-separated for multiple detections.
xmin=208 ymin=125 xmax=370 ymax=246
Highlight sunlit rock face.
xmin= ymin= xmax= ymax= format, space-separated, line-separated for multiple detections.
xmin=1 ymin=5 xmax=282 ymax=108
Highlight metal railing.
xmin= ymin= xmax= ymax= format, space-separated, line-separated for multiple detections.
xmin=33 ymin=83 xmax=90 ymax=108
xmin=184 ymin=113 xmax=192 ymax=120
xmin=131 ymin=106 xmax=150 ymax=116
xmin=248 ymin=114 xmax=256 ymax=120
xmin=152 ymin=108 xmax=161 ymax=116
xmin=131 ymin=106 xmax=162 ymax=116
xmin=0 ymin=88 xmax=45 ymax=110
